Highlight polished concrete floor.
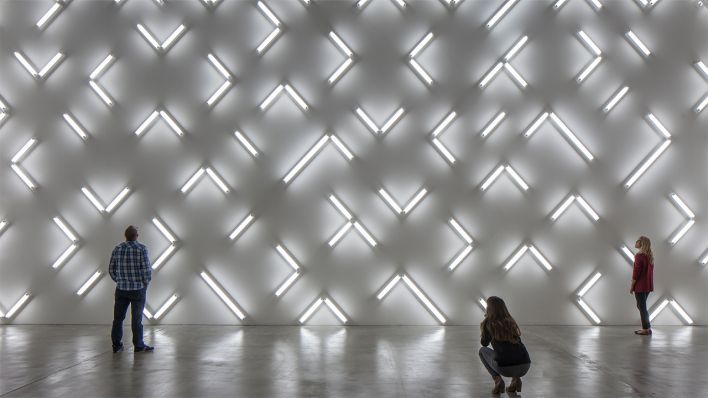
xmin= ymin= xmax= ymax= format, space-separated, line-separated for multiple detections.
xmin=0 ymin=325 xmax=703 ymax=397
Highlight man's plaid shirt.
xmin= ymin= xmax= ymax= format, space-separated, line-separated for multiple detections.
xmin=109 ymin=241 xmax=152 ymax=290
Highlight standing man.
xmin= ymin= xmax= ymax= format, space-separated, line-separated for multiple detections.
xmin=109 ymin=225 xmax=154 ymax=352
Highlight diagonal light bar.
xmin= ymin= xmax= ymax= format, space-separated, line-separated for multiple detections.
xmin=201 ymin=271 xmax=246 ymax=319
xmin=282 ymin=134 xmax=353 ymax=184
xmin=14 ymin=50 xmax=65 ymax=80
xmin=328 ymin=31 xmax=355 ymax=85
xmin=430 ymin=111 xmax=457 ymax=163
xmin=480 ymin=111 xmax=507 ymax=138
xmin=524 ymin=111 xmax=593 ymax=161
xmin=376 ymin=273 xmax=446 ymax=324
xmin=134 ymin=109 xmax=185 ymax=137
xmin=0 ymin=220 xmax=8 ymax=236
xmin=62 ymin=113 xmax=89 ymax=141
xmin=89 ymin=54 xmax=116 ymax=107
xmin=576 ymin=30 xmax=603 ymax=83
xmin=256 ymin=1 xmax=283 ymax=55
xmin=229 ymin=213 xmax=255 ymax=241
xmin=550 ymin=194 xmax=600 ymax=222
xmin=274 ymin=244 xmax=302 ymax=297
xmin=36 ymin=1 xmax=65 ymax=30
xmin=137 ymin=23 xmax=187 ymax=53
xmin=76 ymin=270 xmax=103 ymax=296
xmin=480 ymin=164 xmax=529 ymax=192
xmin=234 ymin=130 xmax=259 ymax=157
xmin=620 ymin=244 xmax=636 ymax=264
xmin=576 ymin=271 xmax=603 ymax=324
xmin=694 ymin=61 xmax=708 ymax=113
xmin=327 ymin=194 xmax=377 ymax=247
xmin=668 ymin=193 xmax=695 ymax=245
xmin=448 ymin=218 xmax=474 ymax=271
xmin=52 ymin=216 xmax=79 ymax=269
xmin=479 ymin=35 xmax=529 ymax=90
xmin=624 ymin=113 xmax=672 ymax=189
xmin=0 ymin=97 xmax=9 ymax=126
xmin=259 ymin=83 xmax=309 ymax=112
xmin=3 ymin=293 xmax=31 ymax=319
xmin=625 ymin=30 xmax=651 ymax=58
xmin=603 ymin=86 xmax=629 ymax=113
xmin=378 ymin=187 xmax=428 ymax=216
xmin=152 ymin=294 xmax=179 ymax=320
xmin=649 ymin=298 xmax=693 ymax=325
xmin=485 ymin=0 xmax=519 ymax=30
xmin=408 ymin=32 xmax=435 ymax=86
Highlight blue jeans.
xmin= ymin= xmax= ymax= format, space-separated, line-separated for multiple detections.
xmin=111 ymin=287 xmax=147 ymax=348
xmin=635 ymin=291 xmax=651 ymax=329
xmin=479 ymin=347 xmax=530 ymax=378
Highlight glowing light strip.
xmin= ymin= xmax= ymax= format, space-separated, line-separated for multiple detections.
xmin=63 ymin=113 xmax=89 ymax=140
xmin=550 ymin=112 xmax=594 ymax=161
xmin=670 ymin=300 xmax=694 ymax=324
xmin=696 ymin=94 xmax=708 ymax=113
xmin=410 ymin=32 xmax=433 ymax=58
xmin=0 ymin=220 xmax=7 ymax=235
xmin=0 ymin=98 xmax=8 ymax=124
xmin=4 ymin=293 xmax=31 ymax=319
xmin=503 ymin=63 xmax=527 ymax=88
xmin=324 ymin=298 xmax=348 ymax=323
xmin=38 ymin=52 xmax=65 ymax=78
xmin=449 ymin=218 xmax=473 ymax=244
xmin=159 ymin=110 xmax=184 ymax=136
xmin=81 ymin=187 xmax=105 ymax=212
xmin=479 ymin=62 xmax=503 ymax=88
xmin=577 ymin=30 xmax=601 ymax=56
xmin=329 ymin=135 xmax=354 ymax=160
xmin=257 ymin=27 xmax=282 ymax=54
xmin=54 ymin=216 xmax=78 ymax=242
xmin=409 ymin=60 xmax=433 ymax=86
xmin=151 ymin=244 xmax=176 ymax=270
xmin=229 ymin=214 xmax=255 ymax=240
xmin=52 ymin=244 xmax=78 ymax=269
xmin=485 ymin=0 xmax=519 ymax=30
xmin=36 ymin=2 xmax=64 ymax=30
xmin=378 ymin=189 xmax=403 ymax=214
xmin=274 ymin=271 xmax=300 ymax=297
xmin=626 ymin=30 xmax=651 ymax=57
xmin=402 ymin=275 xmax=446 ymax=324
xmin=669 ymin=219 xmax=695 ymax=246
xmin=11 ymin=165 xmax=36 ymax=190
xmin=505 ymin=165 xmax=529 ymax=190
xmin=697 ymin=61 xmax=708 ymax=79
xmin=201 ymin=271 xmax=246 ymax=319
xmin=353 ymin=222 xmax=377 ymax=247
xmin=329 ymin=195 xmax=353 ymax=220
xmin=89 ymin=81 xmax=114 ymax=106
xmin=524 ymin=112 xmax=549 ymax=137
xmin=588 ymin=0 xmax=603 ymax=10
xmin=153 ymin=294 xmax=179 ymax=320
xmin=282 ymin=135 xmax=329 ymax=184
xmin=299 ymin=298 xmax=324 ymax=323
xmin=181 ymin=168 xmax=206 ymax=193
xmin=480 ymin=111 xmax=506 ymax=138
xmin=577 ymin=298 xmax=601 ymax=324
xmin=276 ymin=245 xmax=300 ymax=271
xmin=105 ymin=188 xmax=131 ymax=213
xmin=577 ymin=56 xmax=602 ymax=83
xmin=14 ymin=52 xmax=39 ymax=77
xmin=646 ymin=113 xmax=671 ymax=139
xmin=329 ymin=57 xmax=354 ymax=85
xmin=577 ymin=272 xmax=602 ymax=297
xmin=624 ymin=139 xmax=671 ymax=188
xmin=260 ymin=85 xmax=284 ymax=110
xmin=432 ymin=112 xmax=457 ymax=138
xmin=328 ymin=31 xmax=355 ymax=85
xmin=403 ymin=189 xmax=427 ymax=214
xmin=143 ymin=308 xmax=153 ymax=319
xmin=134 ymin=111 xmax=160 ymax=136
xmin=136 ymin=24 xmax=161 ymax=49
xmin=152 ymin=217 xmax=177 ymax=243
xmin=603 ymin=86 xmax=629 ymax=113
xmin=670 ymin=193 xmax=695 ymax=218
xmin=329 ymin=31 xmax=353 ymax=57
xmin=701 ymin=252 xmax=708 ymax=265
xmin=380 ymin=108 xmax=405 ymax=134
xmin=575 ymin=196 xmax=600 ymax=221
xmin=207 ymin=53 xmax=232 ymax=80
xmin=207 ymin=81 xmax=232 ymax=107
xmin=432 ymin=138 xmax=455 ymax=163
xmin=257 ymin=1 xmax=280 ymax=26
xmin=551 ymin=196 xmax=576 ymax=221
xmin=76 ymin=271 xmax=102 ymax=296
xmin=529 ymin=245 xmax=553 ymax=271
xmin=11 ymin=138 xmax=37 ymax=163
xmin=504 ymin=245 xmax=528 ymax=271
xmin=449 ymin=245 xmax=473 ymax=271
xmin=377 ymin=275 xmax=401 ymax=300
xmin=620 ymin=245 xmax=635 ymax=263
xmin=478 ymin=297 xmax=488 ymax=310
xmin=356 ymin=108 xmax=379 ymax=133
xmin=162 ymin=25 xmax=187 ymax=51
xmin=90 ymin=54 xmax=115 ymax=80
xmin=503 ymin=35 xmax=528 ymax=61
xmin=234 ymin=131 xmax=259 ymax=157
xmin=649 ymin=299 xmax=670 ymax=322
xmin=205 ymin=167 xmax=230 ymax=193
xmin=329 ymin=222 xmax=353 ymax=246
xmin=480 ymin=165 xmax=505 ymax=191
xmin=553 ymin=0 xmax=569 ymax=9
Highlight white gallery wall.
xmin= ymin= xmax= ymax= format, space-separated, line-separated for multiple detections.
xmin=0 ymin=0 xmax=707 ymax=325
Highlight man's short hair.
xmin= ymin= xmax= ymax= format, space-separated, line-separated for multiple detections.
xmin=125 ymin=225 xmax=138 ymax=241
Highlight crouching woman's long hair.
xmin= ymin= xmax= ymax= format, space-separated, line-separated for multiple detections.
xmin=481 ymin=296 xmax=522 ymax=343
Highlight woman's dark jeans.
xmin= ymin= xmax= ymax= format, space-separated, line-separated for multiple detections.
xmin=479 ymin=347 xmax=530 ymax=378
xmin=635 ymin=291 xmax=651 ymax=330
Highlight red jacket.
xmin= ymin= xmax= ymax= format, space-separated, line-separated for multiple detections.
xmin=632 ymin=253 xmax=654 ymax=292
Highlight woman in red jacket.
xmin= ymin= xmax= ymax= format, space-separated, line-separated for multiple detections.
xmin=630 ymin=236 xmax=654 ymax=335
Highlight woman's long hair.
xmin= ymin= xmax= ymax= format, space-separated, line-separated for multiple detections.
xmin=637 ymin=236 xmax=654 ymax=264
xmin=481 ymin=296 xmax=521 ymax=343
